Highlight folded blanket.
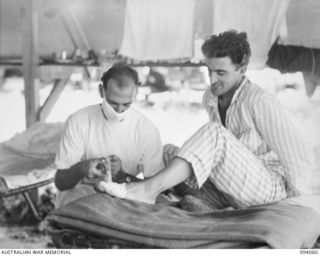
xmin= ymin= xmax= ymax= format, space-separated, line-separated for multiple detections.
xmin=46 ymin=193 xmax=320 ymax=249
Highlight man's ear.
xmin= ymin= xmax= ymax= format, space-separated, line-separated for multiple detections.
xmin=98 ymin=84 xmax=104 ymax=98
xmin=239 ymin=65 xmax=247 ymax=75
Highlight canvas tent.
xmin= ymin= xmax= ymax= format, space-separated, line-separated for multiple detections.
xmin=0 ymin=0 xmax=320 ymax=243
xmin=1 ymin=0 xmax=320 ymax=127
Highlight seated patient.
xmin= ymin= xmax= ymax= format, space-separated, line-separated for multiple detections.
xmin=103 ymin=30 xmax=316 ymax=210
xmin=54 ymin=64 xmax=163 ymax=207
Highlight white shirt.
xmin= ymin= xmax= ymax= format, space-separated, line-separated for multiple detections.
xmin=55 ymin=104 xmax=163 ymax=178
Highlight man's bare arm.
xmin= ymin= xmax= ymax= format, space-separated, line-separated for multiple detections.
xmin=55 ymin=158 xmax=106 ymax=191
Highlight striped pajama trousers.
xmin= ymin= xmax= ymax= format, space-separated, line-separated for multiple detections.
xmin=176 ymin=122 xmax=287 ymax=209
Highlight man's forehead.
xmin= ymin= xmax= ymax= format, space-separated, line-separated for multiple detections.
xmin=105 ymin=77 xmax=136 ymax=99
xmin=205 ymin=56 xmax=235 ymax=70
xmin=108 ymin=75 xmax=136 ymax=87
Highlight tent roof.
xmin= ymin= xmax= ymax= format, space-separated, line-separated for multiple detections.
xmin=0 ymin=0 xmax=212 ymax=59
xmin=0 ymin=0 xmax=319 ymax=64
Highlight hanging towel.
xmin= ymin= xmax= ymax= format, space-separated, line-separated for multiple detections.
xmin=119 ymin=0 xmax=195 ymax=61
xmin=211 ymin=0 xmax=290 ymax=69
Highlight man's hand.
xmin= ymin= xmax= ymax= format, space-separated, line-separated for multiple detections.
xmin=79 ymin=158 xmax=107 ymax=179
xmin=55 ymin=158 xmax=107 ymax=191
xmin=108 ymin=155 xmax=122 ymax=175
xmin=106 ymin=155 xmax=127 ymax=183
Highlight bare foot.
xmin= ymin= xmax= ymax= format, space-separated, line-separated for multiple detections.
xmin=125 ymin=181 xmax=157 ymax=204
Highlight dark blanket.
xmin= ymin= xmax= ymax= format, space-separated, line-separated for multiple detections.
xmin=46 ymin=193 xmax=320 ymax=249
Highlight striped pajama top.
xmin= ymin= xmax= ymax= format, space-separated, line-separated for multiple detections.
xmin=185 ymin=78 xmax=315 ymax=197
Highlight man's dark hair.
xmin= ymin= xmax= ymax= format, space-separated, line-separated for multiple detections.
xmin=101 ymin=63 xmax=140 ymax=88
xmin=201 ymin=30 xmax=251 ymax=67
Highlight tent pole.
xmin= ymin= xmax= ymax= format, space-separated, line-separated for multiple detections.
xmin=22 ymin=0 xmax=40 ymax=128
xmin=21 ymin=0 xmax=41 ymax=210
xmin=39 ymin=70 xmax=72 ymax=122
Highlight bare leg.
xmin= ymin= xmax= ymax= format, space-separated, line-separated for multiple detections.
xmin=125 ymin=157 xmax=193 ymax=204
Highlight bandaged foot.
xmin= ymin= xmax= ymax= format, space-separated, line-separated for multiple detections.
xmin=96 ymin=180 xmax=157 ymax=204
xmin=96 ymin=181 xmax=126 ymax=199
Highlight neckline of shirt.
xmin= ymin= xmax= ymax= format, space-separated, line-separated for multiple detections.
xmin=207 ymin=77 xmax=248 ymax=107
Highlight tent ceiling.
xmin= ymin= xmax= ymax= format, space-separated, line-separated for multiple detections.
xmin=286 ymin=0 xmax=320 ymax=49
xmin=0 ymin=0 xmax=212 ymax=59
xmin=0 ymin=0 xmax=319 ymax=63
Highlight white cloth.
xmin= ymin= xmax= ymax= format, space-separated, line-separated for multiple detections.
xmin=0 ymin=122 xmax=63 ymax=190
xmin=3 ymin=122 xmax=64 ymax=159
xmin=55 ymin=104 xmax=163 ymax=178
xmin=119 ymin=0 xmax=195 ymax=60
xmin=101 ymin=98 xmax=128 ymax=122
xmin=211 ymin=0 xmax=290 ymax=69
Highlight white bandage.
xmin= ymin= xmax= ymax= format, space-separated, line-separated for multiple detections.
xmin=102 ymin=157 xmax=112 ymax=182
xmin=96 ymin=181 xmax=126 ymax=199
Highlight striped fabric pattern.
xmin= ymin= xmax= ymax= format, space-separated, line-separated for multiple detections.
xmin=177 ymin=78 xmax=315 ymax=208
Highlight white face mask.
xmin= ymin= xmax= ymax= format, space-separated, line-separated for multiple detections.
xmin=101 ymin=98 xmax=130 ymax=122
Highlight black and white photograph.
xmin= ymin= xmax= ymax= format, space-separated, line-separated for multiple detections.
xmin=0 ymin=0 xmax=320 ymax=252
